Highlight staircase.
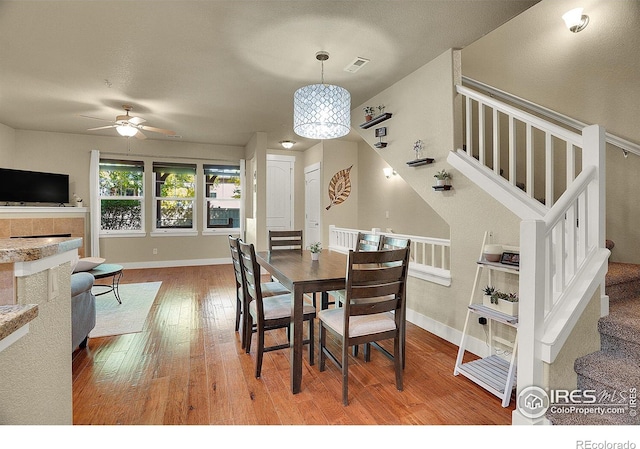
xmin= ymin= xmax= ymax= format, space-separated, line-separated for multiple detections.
xmin=547 ymin=259 xmax=640 ymax=425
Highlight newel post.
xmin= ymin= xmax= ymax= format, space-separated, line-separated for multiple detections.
xmin=513 ymin=218 xmax=547 ymax=424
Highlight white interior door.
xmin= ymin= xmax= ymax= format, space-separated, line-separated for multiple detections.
xmin=266 ymin=155 xmax=294 ymax=233
xmin=305 ymin=163 xmax=321 ymax=247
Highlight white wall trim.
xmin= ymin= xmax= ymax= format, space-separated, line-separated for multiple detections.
xmin=406 ymin=307 xmax=488 ymax=359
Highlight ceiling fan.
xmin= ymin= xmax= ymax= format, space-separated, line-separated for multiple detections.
xmin=81 ymin=105 xmax=176 ymax=139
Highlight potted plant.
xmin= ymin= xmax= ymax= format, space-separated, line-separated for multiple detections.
xmin=434 ymin=169 xmax=451 ymax=186
xmin=376 ymin=104 xmax=385 ymax=116
xmin=308 ymin=242 xmax=322 ymax=260
xmin=363 ymin=106 xmax=375 ymax=122
xmin=73 ymin=193 xmax=83 ymax=207
xmin=482 ymin=286 xmax=519 ymax=316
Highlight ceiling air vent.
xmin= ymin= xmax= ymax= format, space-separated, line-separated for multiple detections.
xmin=344 ymin=57 xmax=370 ymax=73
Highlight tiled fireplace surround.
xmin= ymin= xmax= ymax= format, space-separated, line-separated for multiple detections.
xmin=0 ymin=210 xmax=86 ymax=305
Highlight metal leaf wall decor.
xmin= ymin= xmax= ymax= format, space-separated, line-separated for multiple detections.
xmin=326 ymin=165 xmax=353 ymax=210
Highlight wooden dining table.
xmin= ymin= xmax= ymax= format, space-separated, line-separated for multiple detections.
xmin=256 ymin=249 xmax=347 ymax=394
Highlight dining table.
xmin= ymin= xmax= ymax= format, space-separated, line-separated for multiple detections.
xmin=255 ymin=248 xmax=347 ymax=394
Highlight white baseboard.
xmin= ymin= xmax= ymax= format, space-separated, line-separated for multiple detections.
xmin=406 ymin=308 xmax=489 ymax=359
xmin=118 ymin=257 xmax=231 ymax=270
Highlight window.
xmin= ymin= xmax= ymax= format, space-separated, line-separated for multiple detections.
xmin=204 ymin=164 xmax=241 ymax=231
xmin=99 ymin=159 xmax=145 ymax=234
xmin=153 ymin=162 xmax=196 ymax=232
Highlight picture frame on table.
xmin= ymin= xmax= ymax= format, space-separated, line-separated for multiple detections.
xmin=500 ymin=251 xmax=520 ymax=266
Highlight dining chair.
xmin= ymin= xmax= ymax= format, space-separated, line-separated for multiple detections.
xmin=330 ymin=232 xmax=383 ymax=308
xmin=318 ymin=246 xmax=410 ymax=405
xmin=268 ymin=230 xmax=303 ymax=251
xmin=228 ymin=235 xmax=290 ymax=349
xmin=238 ymin=240 xmax=316 ymax=378
xmin=369 ymin=234 xmax=411 ymax=365
xmin=380 ymin=235 xmax=411 ymax=251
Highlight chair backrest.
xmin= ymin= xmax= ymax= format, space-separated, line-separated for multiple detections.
xmin=380 ymin=235 xmax=410 ymax=251
xmin=238 ymin=240 xmax=265 ymax=318
xmin=355 ymin=232 xmax=383 ymax=252
xmin=268 ymin=230 xmax=303 ymax=251
xmin=228 ymin=235 xmax=244 ymax=290
xmin=344 ymin=247 xmax=410 ymax=320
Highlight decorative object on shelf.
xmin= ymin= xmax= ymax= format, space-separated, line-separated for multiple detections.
xmin=359 ymin=112 xmax=392 ymax=129
xmin=376 ymin=104 xmax=385 ymax=116
xmin=308 ymin=242 xmax=322 ymax=261
xmin=73 ymin=193 xmax=83 ymax=207
xmin=374 ymin=127 xmax=387 ymax=148
xmin=413 ymin=140 xmax=424 ymax=160
xmin=383 ymin=167 xmax=396 ymax=179
xmin=482 ymin=286 xmax=519 ymax=316
xmin=500 ymin=251 xmax=520 ymax=267
xmin=406 ymin=140 xmax=434 ymax=167
xmin=363 ymin=106 xmax=375 ymax=122
xmin=433 ymin=169 xmax=451 ymax=186
xmin=483 ymin=244 xmax=503 ymax=262
xmin=293 ymin=51 xmax=350 ymax=140
xmin=326 ymin=165 xmax=352 ymax=210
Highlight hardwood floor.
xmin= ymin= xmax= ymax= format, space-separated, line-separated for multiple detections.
xmin=72 ymin=264 xmax=515 ymax=425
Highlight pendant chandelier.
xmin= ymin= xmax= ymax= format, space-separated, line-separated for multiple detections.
xmin=293 ymin=51 xmax=351 ymax=140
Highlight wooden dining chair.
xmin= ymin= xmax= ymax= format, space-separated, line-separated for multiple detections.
xmin=330 ymin=232 xmax=383 ymax=308
xmin=318 ymin=246 xmax=410 ymax=405
xmin=228 ymin=235 xmax=290 ymax=349
xmin=238 ymin=240 xmax=316 ymax=378
xmin=268 ymin=230 xmax=303 ymax=252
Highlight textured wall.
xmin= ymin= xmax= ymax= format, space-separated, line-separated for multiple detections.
xmin=0 ymin=261 xmax=72 ymax=424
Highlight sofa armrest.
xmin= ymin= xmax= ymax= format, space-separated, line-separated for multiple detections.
xmin=71 ymin=272 xmax=95 ymax=296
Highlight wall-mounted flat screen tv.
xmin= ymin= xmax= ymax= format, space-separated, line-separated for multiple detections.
xmin=0 ymin=168 xmax=69 ymax=204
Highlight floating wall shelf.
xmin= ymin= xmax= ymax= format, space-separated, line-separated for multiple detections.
xmin=360 ymin=112 xmax=393 ymax=129
xmin=432 ymin=185 xmax=453 ymax=191
xmin=406 ymin=158 xmax=434 ymax=167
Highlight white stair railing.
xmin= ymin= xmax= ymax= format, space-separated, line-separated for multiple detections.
xmin=328 ymin=225 xmax=451 ymax=286
xmin=450 ymin=82 xmax=608 ymax=424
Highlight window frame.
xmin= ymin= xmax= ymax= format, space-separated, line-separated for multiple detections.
xmin=98 ymin=159 xmax=146 ymax=237
xmin=201 ymin=163 xmax=242 ymax=235
xmin=151 ymin=162 xmax=198 ymax=236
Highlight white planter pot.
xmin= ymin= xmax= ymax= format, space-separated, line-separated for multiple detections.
xmin=311 ymin=252 xmax=319 ymax=261
xmin=436 ymin=179 xmax=449 ymax=186
xmin=483 ymin=295 xmax=518 ymax=316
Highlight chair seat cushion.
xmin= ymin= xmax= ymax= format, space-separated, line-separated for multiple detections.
xmin=249 ymin=294 xmax=316 ymax=321
xmin=318 ymin=308 xmax=395 ymax=338
xmin=261 ymin=281 xmax=290 ymax=297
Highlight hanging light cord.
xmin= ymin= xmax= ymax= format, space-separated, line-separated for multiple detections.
xmin=316 ymin=51 xmax=329 ymax=85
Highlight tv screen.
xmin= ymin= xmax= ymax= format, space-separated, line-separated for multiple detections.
xmin=0 ymin=168 xmax=69 ymax=204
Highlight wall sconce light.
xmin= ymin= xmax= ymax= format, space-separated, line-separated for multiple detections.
xmin=383 ymin=167 xmax=397 ymax=179
xmin=280 ymin=140 xmax=296 ymax=149
xmin=562 ymin=7 xmax=589 ymax=33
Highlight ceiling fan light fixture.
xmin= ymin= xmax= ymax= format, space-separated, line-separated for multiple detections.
xmin=116 ymin=124 xmax=138 ymax=137
xmin=293 ymin=51 xmax=351 ymax=140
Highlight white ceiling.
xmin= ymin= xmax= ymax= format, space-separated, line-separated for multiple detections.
xmin=0 ymin=0 xmax=539 ymax=152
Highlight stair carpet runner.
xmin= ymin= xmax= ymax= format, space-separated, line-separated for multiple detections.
xmin=547 ymin=261 xmax=640 ymax=425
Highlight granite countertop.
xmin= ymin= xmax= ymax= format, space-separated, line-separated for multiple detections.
xmin=0 ymin=304 xmax=38 ymax=341
xmin=0 ymin=237 xmax=82 ymax=263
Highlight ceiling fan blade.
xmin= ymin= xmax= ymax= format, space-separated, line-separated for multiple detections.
xmin=135 ymin=130 xmax=147 ymax=140
xmin=140 ymin=125 xmax=176 ymax=135
xmin=79 ymin=114 xmax=114 ymax=123
xmin=87 ymin=125 xmax=117 ymax=131
xmin=128 ymin=116 xmax=146 ymax=125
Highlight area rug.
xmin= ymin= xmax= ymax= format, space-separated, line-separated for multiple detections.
xmin=89 ymin=281 xmax=162 ymax=338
